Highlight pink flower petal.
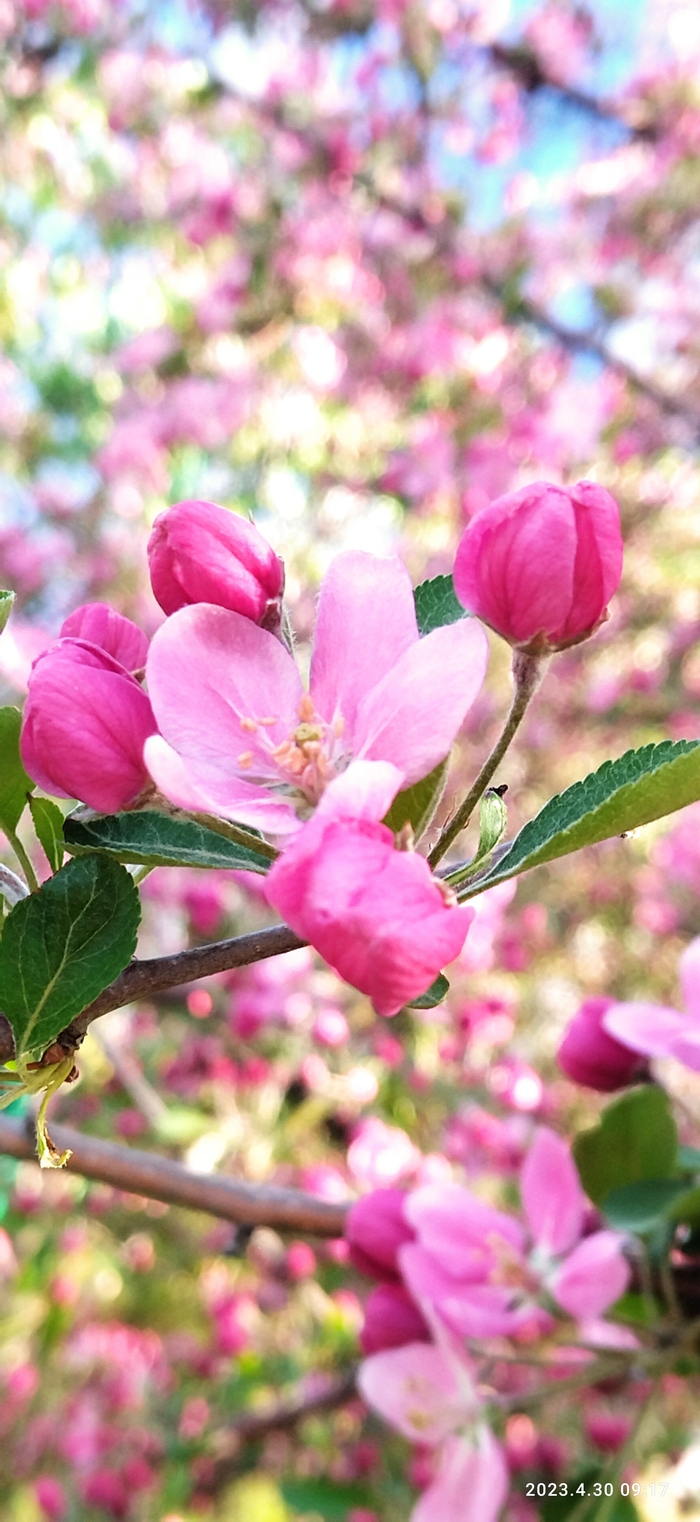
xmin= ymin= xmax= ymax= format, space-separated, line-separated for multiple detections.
xmin=60 ymin=603 xmax=148 ymax=671
xmin=602 ymin=1000 xmax=688 ymax=1058
xmin=310 ymin=552 xmax=419 ymax=744
xmin=550 ymin=1231 xmax=630 ymax=1320
xmin=357 ymin=1343 xmax=465 ymax=1446
xmin=146 ymin=602 xmax=303 ymax=795
xmin=143 ymin=735 xmax=300 ymax=836
xmin=399 ymin=1243 xmax=518 ymax=1339
xmin=520 ymin=1128 xmax=584 ymax=1256
xmin=353 ymin=620 xmax=489 ymax=785
xmin=405 ymin=1183 xmax=526 ymax=1278
xmin=314 ymin=760 xmax=404 ymax=824
xmin=679 ymin=938 xmax=700 ymax=1018
xmin=414 ymin=1431 xmax=509 ymax=1522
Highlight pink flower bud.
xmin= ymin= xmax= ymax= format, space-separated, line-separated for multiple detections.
xmin=21 ymin=639 xmax=157 ymax=814
xmin=557 ymin=997 xmax=649 ymax=1092
xmin=345 ymin=1188 xmax=415 ymax=1281
xmin=35 ymin=1478 xmax=67 ymax=1521
xmin=148 ymin=499 xmax=285 ymax=629
xmin=59 ymin=603 xmax=148 ymax=671
xmin=360 ymin=1283 xmax=430 ymax=1354
xmin=454 ymin=480 xmax=623 ymax=653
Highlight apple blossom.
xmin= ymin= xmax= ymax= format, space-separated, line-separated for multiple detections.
xmin=453 ymin=480 xmax=623 ymax=653
xmin=147 ymin=499 xmax=285 ymax=629
xmin=59 ymin=603 xmax=149 ymax=673
xmin=557 ymin=996 xmax=650 ymax=1091
xmin=145 ymin=550 xmax=488 ymax=838
xmin=603 ymin=937 xmax=700 ymax=1073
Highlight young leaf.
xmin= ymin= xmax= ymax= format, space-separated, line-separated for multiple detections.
xmin=63 ymin=809 xmax=273 ymax=874
xmin=29 ymin=796 xmax=65 ymax=874
xmin=0 ymin=855 xmax=141 ymax=1058
xmin=0 ymin=590 xmax=15 ymax=634
xmin=573 ymin=1086 xmax=678 ymax=1208
xmin=447 ymin=787 xmax=508 ymax=888
xmin=0 ymin=706 xmax=34 ymax=834
xmin=383 ymin=759 xmax=448 ymax=841
xmin=407 ymin=973 xmax=450 ymax=1009
xmin=459 ymin=738 xmax=700 ymax=899
xmin=602 ymin=1178 xmax=689 ymax=1235
xmin=414 ymin=573 xmax=467 ymax=636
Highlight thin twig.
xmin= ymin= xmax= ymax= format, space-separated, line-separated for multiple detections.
xmin=58 ymin=923 xmax=307 ymax=1046
xmin=204 ymin=1370 xmax=358 ymax=1491
xmin=0 ymin=1113 xmax=348 ymax=1236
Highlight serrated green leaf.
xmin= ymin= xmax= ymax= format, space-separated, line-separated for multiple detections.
xmin=407 ymin=972 xmax=449 ymax=1009
xmin=602 ymin=1178 xmax=688 ymax=1234
xmin=29 ymin=797 xmax=65 ymax=874
xmin=459 ymin=739 xmax=700 ymax=899
xmin=383 ymin=759 xmax=447 ymax=841
xmin=0 ymin=591 xmax=14 ymax=634
xmin=413 ymin=573 xmax=467 ymax=635
xmin=573 ymin=1086 xmax=678 ymax=1208
xmin=0 ymin=707 xmax=34 ymax=833
xmin=0 ymin=855 xmax=140 ymax=1057
xmin=63 ymin=809 xmax=273 ymax=874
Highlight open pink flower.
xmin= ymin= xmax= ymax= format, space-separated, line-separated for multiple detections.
xmin=603 ymin=938 xmax=700 ymax=1072
xmin=264 ymin=761 xmax=474 ymax=1016
xmin=144 ymin=550 xmax=488 ymax=838
xmin=358 ymin=1342 xmax=508 ymax=1522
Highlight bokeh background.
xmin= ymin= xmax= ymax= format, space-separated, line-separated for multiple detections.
xmin=2 ymin=0 xmax=700 ymax=1517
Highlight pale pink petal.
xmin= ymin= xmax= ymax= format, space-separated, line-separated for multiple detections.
xmin=310 ymin=552 xmax=419 ymax=742
xmin=550 ymin=1231 xmax=630 ymax=1320
xmin=146 ymin=602 xmax=303 ymax=791
xmin=399 ymin=1244 xmax=518 ymax=1340
xmin=666 ymin=1030 xmax=700 ymax=1071
xmin=679 ymin=938 xmax=700 ymax=1018
xmin=314 ymin=760 xmax=404 ymax=825
xmin=577 ymin=1318 xmax=640 ymax=1351
xmin=144 ymin=735 xmax=300 ymax=836
xmin=353 ymin=620 xmax=489 ymax=784
xmin=357 ymin=1343 xmax=464 ymax=1446
xmin=413 ymin=1430 xmax=509 ymax=1522
xmin=405 ymin=1183 xmax=526 ymax=1278
xmin=602 ymin=1000 xmax=688 ymax=1058
xmin=521 ymin=1129 xmax=584 ymax=1256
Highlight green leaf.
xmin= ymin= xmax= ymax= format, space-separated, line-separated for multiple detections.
xmin=414 ymin=573 xmax=467 ymax=635
xmin=63 ymin=809 xmax=273 ymax=874
xmin=447 ymin=788 xmax=508 ymax=888
xmin=573 ymin=1086 xmax=678 ymax=1208
xmin=459 ymin=738 xmax=700 ymax=899
xmin=383 ymin=759 xmax=448 ymax=841
xmin=0 ymin=707 xmax=34 ymax=833
xmin=602 ymin=1178 xmax=688 ymax=1234
xmin=280 ymin=1477 xmax=370 ymax=1521
xmin=0 ymin=590 xmax=15 ymax=634
xmin=407 ymin=973 xmax=450 ymax=1009
xmin=29 ymin=797 xmax=65 ymax=874
xmin=667 ymin=1184 xmax=700 ymax=1227
xmin=0 ymin=855 xmax=140 ymax=1057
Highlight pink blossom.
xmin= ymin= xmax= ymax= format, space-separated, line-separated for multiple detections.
xmin=264 ymin=762 xmax=474 ymax=1015
xmin=346 ymin=1187 xmax=416 ymax=1281
xmin=360 ymin=1283 xmax=430 ymax=1353
xmin=603 ymin=938 xmax=700 ymax=1072
xmin=453 ymin=480 xmax=623 ymax=653
xmin=34 ymin=1477 xmax=67 ymax=1521
xmin=145 ymin=550 xmax=488 ymax=838
xmin=347 ymin=1117 xmax=419 ymax=1188
xmin=21 ymin=640 xmax=157 ymax=814
xmin=147 ymin=499 xmax=285 ymax=628
xmin=557 ymin=996 xmax=649 ymax=1091
xmin=358 ymin=1343 xmax=508 ymax=1522
xmin=59 ymin=603 xmax=149 ymax=672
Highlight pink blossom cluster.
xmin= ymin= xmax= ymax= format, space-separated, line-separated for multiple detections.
xmin=347 ymin=1128 xmax=632 ymax=1521
xmin=19 ymin=481 xmax=622 ymax=1016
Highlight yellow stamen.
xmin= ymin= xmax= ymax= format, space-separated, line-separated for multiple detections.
xmin=237 ymin=751 xmax=254 ymax=769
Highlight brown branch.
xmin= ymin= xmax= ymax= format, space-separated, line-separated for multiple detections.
xmin=203 ymin=1370 xmax=359 ymax=1492
xmin=487 ymin=42 xmax=659 ymax=140
xmin=58 ymin=923 xmax=307 ymax=1047
xmin=0 ymin=1113 xmax=349 ymax=1236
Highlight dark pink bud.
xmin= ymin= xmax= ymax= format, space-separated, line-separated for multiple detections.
xmin=557 ymin=997 xmax=649 ymax=1092
xmin=21 ymin=640 xmax=157 ymax=814
xmin=454 ymin=480 xmax=623 ymax=653
xmin=148 ymin=499 xmax=285 ymax=629
xmin=345 ymin=1188 xmax=415 ymax=1281
xmin=35 ymin=1478 xmax=67 ymax=1521
xmin=359 ymin=1283 xmax=430 ymax=1354
xmin=60 ymin=603 xmax=148 ymax=671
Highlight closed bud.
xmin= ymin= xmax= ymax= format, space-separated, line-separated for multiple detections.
xmin=148 ymin=499 xmax=285 ymax=629
xmin=454 ymin=480 xmax=623 ymax=653
xmin=345 ymin=1188 xmax=415 ymax=1281
xmin=557 ymin=997 xmax=649 ymax=1093
xmin=360 ymin=1283 xmax=430 ymax=1354
xmin=21 ymin=640 xmax=157 ymax=814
